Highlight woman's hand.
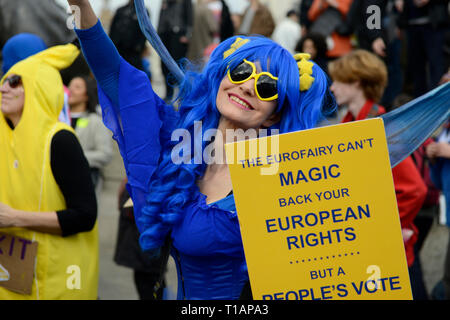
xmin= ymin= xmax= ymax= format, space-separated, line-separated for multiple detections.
xmin=426 ymin=142 xmax=438 ymax=159
xmin=432 ymin=142 xmax=450 ymax=159
xmin=67 ymin=0 xmax=98 ymax=29
xmin=0 ymin=202 xmax=17 ymax=228
xmin=426 ymin=142 xmax=450 ymax=160
xmin=0 ymin=203 xmax=62 ymax=235
xmin=372 ymin=37 xmax=386 ymax=57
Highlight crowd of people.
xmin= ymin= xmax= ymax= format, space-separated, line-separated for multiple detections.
xmin=0 ymin=0 xmax=449 ymax=300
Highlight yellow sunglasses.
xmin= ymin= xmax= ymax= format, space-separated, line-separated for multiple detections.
xmin=227 ymin=59 xmax=279 ymax=101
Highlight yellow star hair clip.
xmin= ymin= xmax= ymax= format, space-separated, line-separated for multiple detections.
xmin=223 ymin=37 xmax=250 ymax=59
xmin=293 ymin=53 xmax=315 ymax=91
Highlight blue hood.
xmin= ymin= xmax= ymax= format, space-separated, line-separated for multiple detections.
xmin=2 ymin=33 xmax=47 ymax=74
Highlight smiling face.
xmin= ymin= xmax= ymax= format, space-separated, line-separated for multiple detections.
xmin=216 ymin=60 xmax=279 ymax=130
xmin=0 ymin=74 xmax=25 ymax=126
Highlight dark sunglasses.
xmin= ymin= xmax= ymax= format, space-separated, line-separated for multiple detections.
xmin=2 ymin=75 xmax=22 ymax=89
xmin=227 ymin=60 xmax=278 ymax=101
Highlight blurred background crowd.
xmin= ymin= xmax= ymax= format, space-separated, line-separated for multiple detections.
xmin=0 ymin=0 xmax=449 ymax=300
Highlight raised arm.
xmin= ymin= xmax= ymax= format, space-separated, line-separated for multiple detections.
xmin=67 ymin=1 xmax=177 ymax=233
xmin=67 ymin=0 xmax=120 ymax=105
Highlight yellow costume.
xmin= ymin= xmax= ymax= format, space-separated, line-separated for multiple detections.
xmin=0 ymin=44 xmax=99 ymax=299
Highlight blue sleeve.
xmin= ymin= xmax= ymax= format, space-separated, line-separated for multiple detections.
xmin=96 ymin=58 xmax=179 ymax=235
xmin=74 ymin=19 xmax=120 ymax=106
xmin=74 ymin=20 xmax=180 ymax=235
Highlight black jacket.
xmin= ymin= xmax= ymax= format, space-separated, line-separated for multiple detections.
xmin=109 ymin=2 xmax=147 ymax=70
xmin=157 ymin=0 xmax=193 ymax=38
xmin=397 ymin=0 xmax=450 ymax=29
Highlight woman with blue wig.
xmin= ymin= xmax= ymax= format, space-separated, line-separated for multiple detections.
xmin=68 ymin=0 xmax=336 ymax=300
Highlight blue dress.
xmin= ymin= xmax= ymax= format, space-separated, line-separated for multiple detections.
xmin=171 ymin=191 xmax=248 ymax=299
xmin=76 ymin=20 xmax=249 ymax=300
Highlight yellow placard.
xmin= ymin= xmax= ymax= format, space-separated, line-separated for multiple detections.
xmin=225 ymin=119 xmax=412 ymax=300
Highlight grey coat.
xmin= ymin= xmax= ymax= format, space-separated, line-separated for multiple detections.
xmin=74 ymin=112 xmax=113 ymax=170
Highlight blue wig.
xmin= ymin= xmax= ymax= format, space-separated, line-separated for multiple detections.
xmin=138 ymin=35 xmax=336 ymax=251
xmin=2 ymin=33 xmax=47 ymax=74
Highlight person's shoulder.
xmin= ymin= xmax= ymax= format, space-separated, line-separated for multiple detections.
xmin=52 ymin=128 xmax=78 ymax=146
xmin=116 ymin=4 xmax=129 ymax=13
xmin=286 ymin=19 xmax=302 ymax=30
xmin=85 ymin=112 xmax=109 ymax=131
xmin=50 ymin=129 xmax=82 ymax=160
xmin=87 ymin=112 xmax=102 ymax=121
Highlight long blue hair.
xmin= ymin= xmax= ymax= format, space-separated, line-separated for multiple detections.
xmin=138 ymin=35 xmax=336 ymax=251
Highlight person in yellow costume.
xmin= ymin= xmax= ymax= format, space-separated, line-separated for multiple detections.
xmin=0 ymin=43 xmax=99 ymax=299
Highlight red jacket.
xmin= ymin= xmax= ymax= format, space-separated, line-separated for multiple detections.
xmin=342 ymin=101 xmax=427 ymax=267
